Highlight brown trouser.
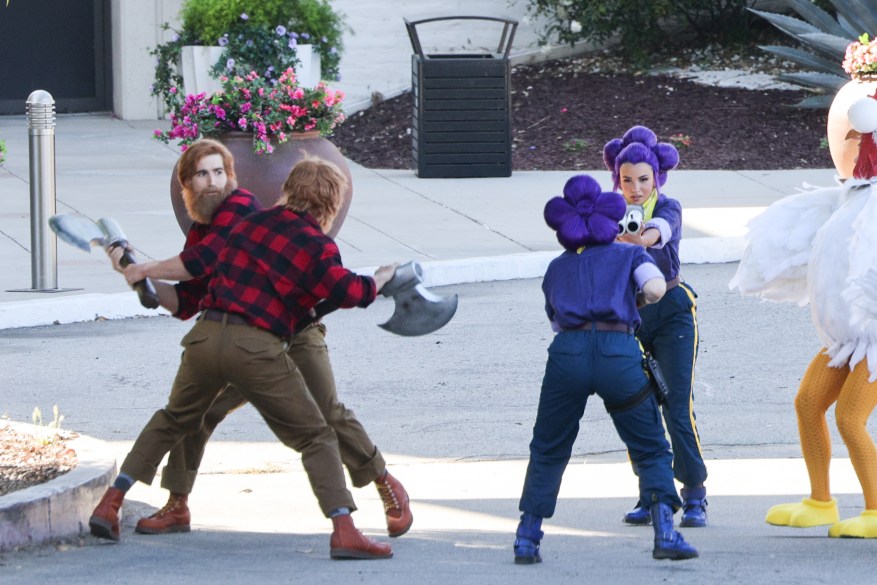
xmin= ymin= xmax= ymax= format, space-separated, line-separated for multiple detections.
xmin=160 ymin=322 xmax=386 ymax=494
xmin=120 ymin=317 xmax=355 ymax=517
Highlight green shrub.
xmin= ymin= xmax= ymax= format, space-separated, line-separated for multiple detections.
xmin=525 ymin=0 xmax=757 ymax=65
xmin=150 ymin=0 xmax=346 ymax=112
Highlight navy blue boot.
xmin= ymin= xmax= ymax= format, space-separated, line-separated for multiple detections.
xmin=622 ymin=500 xmax=652 ymax=525
xmin=651 ymin=503 xmax=698 ymax=560
xmin=680 ymin=486 xmax=708 ymax=528
xmin=513 ymin=513 xmax=544 ymax=565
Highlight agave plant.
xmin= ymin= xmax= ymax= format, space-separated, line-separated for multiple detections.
xmin=750 ymin=0 xmax=877 ymax=107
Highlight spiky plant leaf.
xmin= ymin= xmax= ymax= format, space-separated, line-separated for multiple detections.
xmin=777 ymin=71 xmax=848 ymax=91
xmin=748 ymin=8 xmax=821 ymax=39
xmin=797 ymin=32 xmax=857 ymax=59
xmin=793 ymin=94 xmax=835 ymax=108
xmin=787 ymin=0 xmax=848 ymax=38
xmin=830 ymin=0 xmax=877 ymax=38
xmin=759 ymin=44 xmax=844 ymax=75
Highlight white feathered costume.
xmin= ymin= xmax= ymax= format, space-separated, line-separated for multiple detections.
xmin=731 ymin=95 xmax=877 ymax=538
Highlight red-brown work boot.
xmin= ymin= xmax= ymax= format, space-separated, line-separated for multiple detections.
xmin=329 ymin=515 xmax=393 ymax=560
xmin=135 ymin=493 xmax=191 ymax=535
xmin=89 ymin=487 xmax=125 ymax=542
xmin=375 ymin=471 xmax=413 ymax=537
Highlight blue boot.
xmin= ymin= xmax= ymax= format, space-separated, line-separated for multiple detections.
xmin=513 ymin=513 xmax=544 ymax=565
xmin=651 ymin=503 xmax=698 ymax=560
xmin=680 ymin=486 xmax=708 ymax=528
xmin=622 ymin=500 xmax=652 ymax=525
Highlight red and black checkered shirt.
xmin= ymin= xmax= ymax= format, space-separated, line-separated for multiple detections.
xmin=202 ymin=206 xmax=377 ymax=339
xmin=173 ymin=189 xmax=262 ymax=320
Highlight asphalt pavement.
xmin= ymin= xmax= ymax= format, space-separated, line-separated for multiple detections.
xmin=1 ymin=113 xmax=870 ymax=583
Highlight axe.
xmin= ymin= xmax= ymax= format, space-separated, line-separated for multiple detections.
xmin=301 ymin=261 xmax=458 ymax=336
xmin=48 ymin=214 xmax=160 ymax=309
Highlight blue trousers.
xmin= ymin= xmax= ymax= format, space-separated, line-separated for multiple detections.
xmin=518 ymin=329 xmax=680 ymax=518
xmin=637 ymin=283 xmax=707 ymax=487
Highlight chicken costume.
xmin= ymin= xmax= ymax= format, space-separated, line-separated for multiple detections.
xmin=730 ymin=94 xmax=877 ymax=538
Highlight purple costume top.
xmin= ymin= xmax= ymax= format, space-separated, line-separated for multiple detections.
xmin=542 ymin=243 xmax=662 ymax=331
xmin=643 ymin=194 xmax=682 ymax=282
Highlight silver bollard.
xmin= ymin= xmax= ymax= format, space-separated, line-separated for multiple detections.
xmin=26 ymin=90 xmax=58 ymax=291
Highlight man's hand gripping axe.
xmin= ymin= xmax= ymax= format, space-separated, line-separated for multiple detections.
xmin=48 ymin=214 xmax=160 ymax=309
xmin=302 ymin=261 xmax=458 ymax=336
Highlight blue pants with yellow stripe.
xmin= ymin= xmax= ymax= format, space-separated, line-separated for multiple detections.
xmin=637 ymin=282 xmax=707 ymax=487
xmin=518 ymin=329 xmax=681 ymax=518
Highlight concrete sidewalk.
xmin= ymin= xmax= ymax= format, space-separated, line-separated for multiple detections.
xmin=0 ymin=115 xmax=834 ymax=328
xmin=0 ymin=113 xmax=837 ymax=329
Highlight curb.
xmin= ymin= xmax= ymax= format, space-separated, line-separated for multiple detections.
xmin=0 ymin=423 xmax=116 ymax=551
xmin=0 ymin=238 xmax=744 ymax=331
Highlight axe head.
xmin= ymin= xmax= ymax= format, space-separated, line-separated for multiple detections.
xmin=378 ymin=261 xmax=458 ymax=336
xmin=97 ymin=217 xmax=129 ymax=248
xmin=48 ymin=214 xmax=106 ymax=252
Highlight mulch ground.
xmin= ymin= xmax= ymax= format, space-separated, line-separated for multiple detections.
xmin=331 ymin=59 xmax=833 ymax=172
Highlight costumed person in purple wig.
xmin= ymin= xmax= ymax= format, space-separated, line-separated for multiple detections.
xmin=513 ymin=174 xmax=698 ymax=564
xmin=603 ymin=125 xmax=709 ymax=528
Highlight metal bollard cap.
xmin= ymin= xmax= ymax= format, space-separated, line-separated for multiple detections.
xmin=26 ymin=90 xmax=55 ymax=106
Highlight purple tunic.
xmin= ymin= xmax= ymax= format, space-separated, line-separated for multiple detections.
xmin=542 ymin=242 xmax=661 ymax=330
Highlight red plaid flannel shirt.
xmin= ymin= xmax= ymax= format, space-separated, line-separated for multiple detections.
xmin=202 ymin=206 xmax=377 ymax=339
xmin=173 ymin=189 xmax=262 ymax=320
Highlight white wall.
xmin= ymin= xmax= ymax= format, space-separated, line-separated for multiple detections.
xmin=329 ymin=0 xmax=583 ymax=112
xmin=112 ymin=0 xmax=576 ymax=120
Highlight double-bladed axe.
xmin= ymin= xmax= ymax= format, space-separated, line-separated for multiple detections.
xmin=48 ymin=214 xmax=160 ymax=309
xmin=300 ymin=261 xmax=458 ymax=336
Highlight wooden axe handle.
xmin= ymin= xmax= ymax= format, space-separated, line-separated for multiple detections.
xmin=114 ymin=244 xmax=161 ymax=309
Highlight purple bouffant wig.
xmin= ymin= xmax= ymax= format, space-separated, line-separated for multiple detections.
xmin=544 ymin=174 xmax=626 ymax=251
xmin=602 ymin=126 xmax=679 ymax=192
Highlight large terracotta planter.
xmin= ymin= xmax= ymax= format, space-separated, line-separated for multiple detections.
xmin=170 ymin=131 xmax=352 ymax=238
xmin=826 ymin=76 xmax=877 ymax=179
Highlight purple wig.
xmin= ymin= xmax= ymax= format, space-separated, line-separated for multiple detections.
xmin=544 ymin=174 xmax=626 ymax=251
xmin=602 ymin=126 xmax=679 ymax=192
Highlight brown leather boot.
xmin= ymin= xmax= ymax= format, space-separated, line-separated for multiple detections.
xmin=135 ymin=493 xmax=191 ymax=535
xmin=329 ymin=515 xmax=393 ymax=560
xmin=375 ymin=471 xmax=413 ymax=537
xmin=89 ymin=487 xmax=125 ymax=541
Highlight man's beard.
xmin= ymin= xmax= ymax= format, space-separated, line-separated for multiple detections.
xmin=183 ymin=179 xmax=236 ymax=224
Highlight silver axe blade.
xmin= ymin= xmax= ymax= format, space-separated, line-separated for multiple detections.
xmin=378 ymin=261 xmax=458 ymax=336
xmin=48 ymin=214 xmax=107 ymax=252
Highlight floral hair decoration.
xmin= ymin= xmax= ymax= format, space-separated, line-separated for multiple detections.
xmin=544 ymin=174 xmax=626 ymax=251
xmin=602 ymin=125 xmax=679 ymax=192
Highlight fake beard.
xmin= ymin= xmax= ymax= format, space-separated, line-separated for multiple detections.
xmin=183 ymin=180 xmax=236 ymax=224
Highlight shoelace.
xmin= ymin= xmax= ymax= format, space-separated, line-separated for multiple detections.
xmin=151 ymin=499 xmax=183 ymax=518
xmin=376 ymin=479 xmax=400 ymax=513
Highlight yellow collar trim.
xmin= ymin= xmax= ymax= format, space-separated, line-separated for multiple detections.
xmin=642 ymin=190 xmax=658 ymax=222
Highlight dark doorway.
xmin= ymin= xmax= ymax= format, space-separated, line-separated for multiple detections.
xmin=0 ymin=0 xmax=112 ymax=115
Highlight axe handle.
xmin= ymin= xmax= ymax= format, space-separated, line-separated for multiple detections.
xmin=115 ymin=245 xmax=161 ymax=310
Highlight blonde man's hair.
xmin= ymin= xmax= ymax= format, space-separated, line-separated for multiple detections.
xmin=281 ymin=156 xmax=347 ymax=228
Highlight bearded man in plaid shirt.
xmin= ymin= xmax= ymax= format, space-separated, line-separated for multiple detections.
xmin=91 ymin=155 xmax=398 ymax=560
xmin=108 ymin=139 xmax=412 ymax=542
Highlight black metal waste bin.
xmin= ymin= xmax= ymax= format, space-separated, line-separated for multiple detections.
xmin=404 ymin=16 xmax=518 ymax=178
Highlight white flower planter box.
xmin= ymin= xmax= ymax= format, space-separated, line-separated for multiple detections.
xmin=178 ymin=44 xmax=321 ymax=98
xmin=179 ymin=45 xmax=224 ymax=97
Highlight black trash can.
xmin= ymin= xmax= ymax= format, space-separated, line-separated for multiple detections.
xmin=404 ymin=16 xmax=518 ymax=178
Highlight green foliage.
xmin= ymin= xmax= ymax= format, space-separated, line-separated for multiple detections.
xmin=0 ymin=138 xmax=6 ymax=166
xmin=525 ymin=0 xmax=757 ymax=65
xmin=561 ymin=138 xmax=589 ymax=152
xmin=749 ymin=0 xmax=877 ymax=108
xmin=150 ymin=0 xmax=345 ymax=113
xmin=178 ymin=0 xmax=344 ymax=78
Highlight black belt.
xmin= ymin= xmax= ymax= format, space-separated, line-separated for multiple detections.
xmin=201 ymin=309 xmax=249 ymax=326
xmin=565 ymin=321 xmax=632 ymax=333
